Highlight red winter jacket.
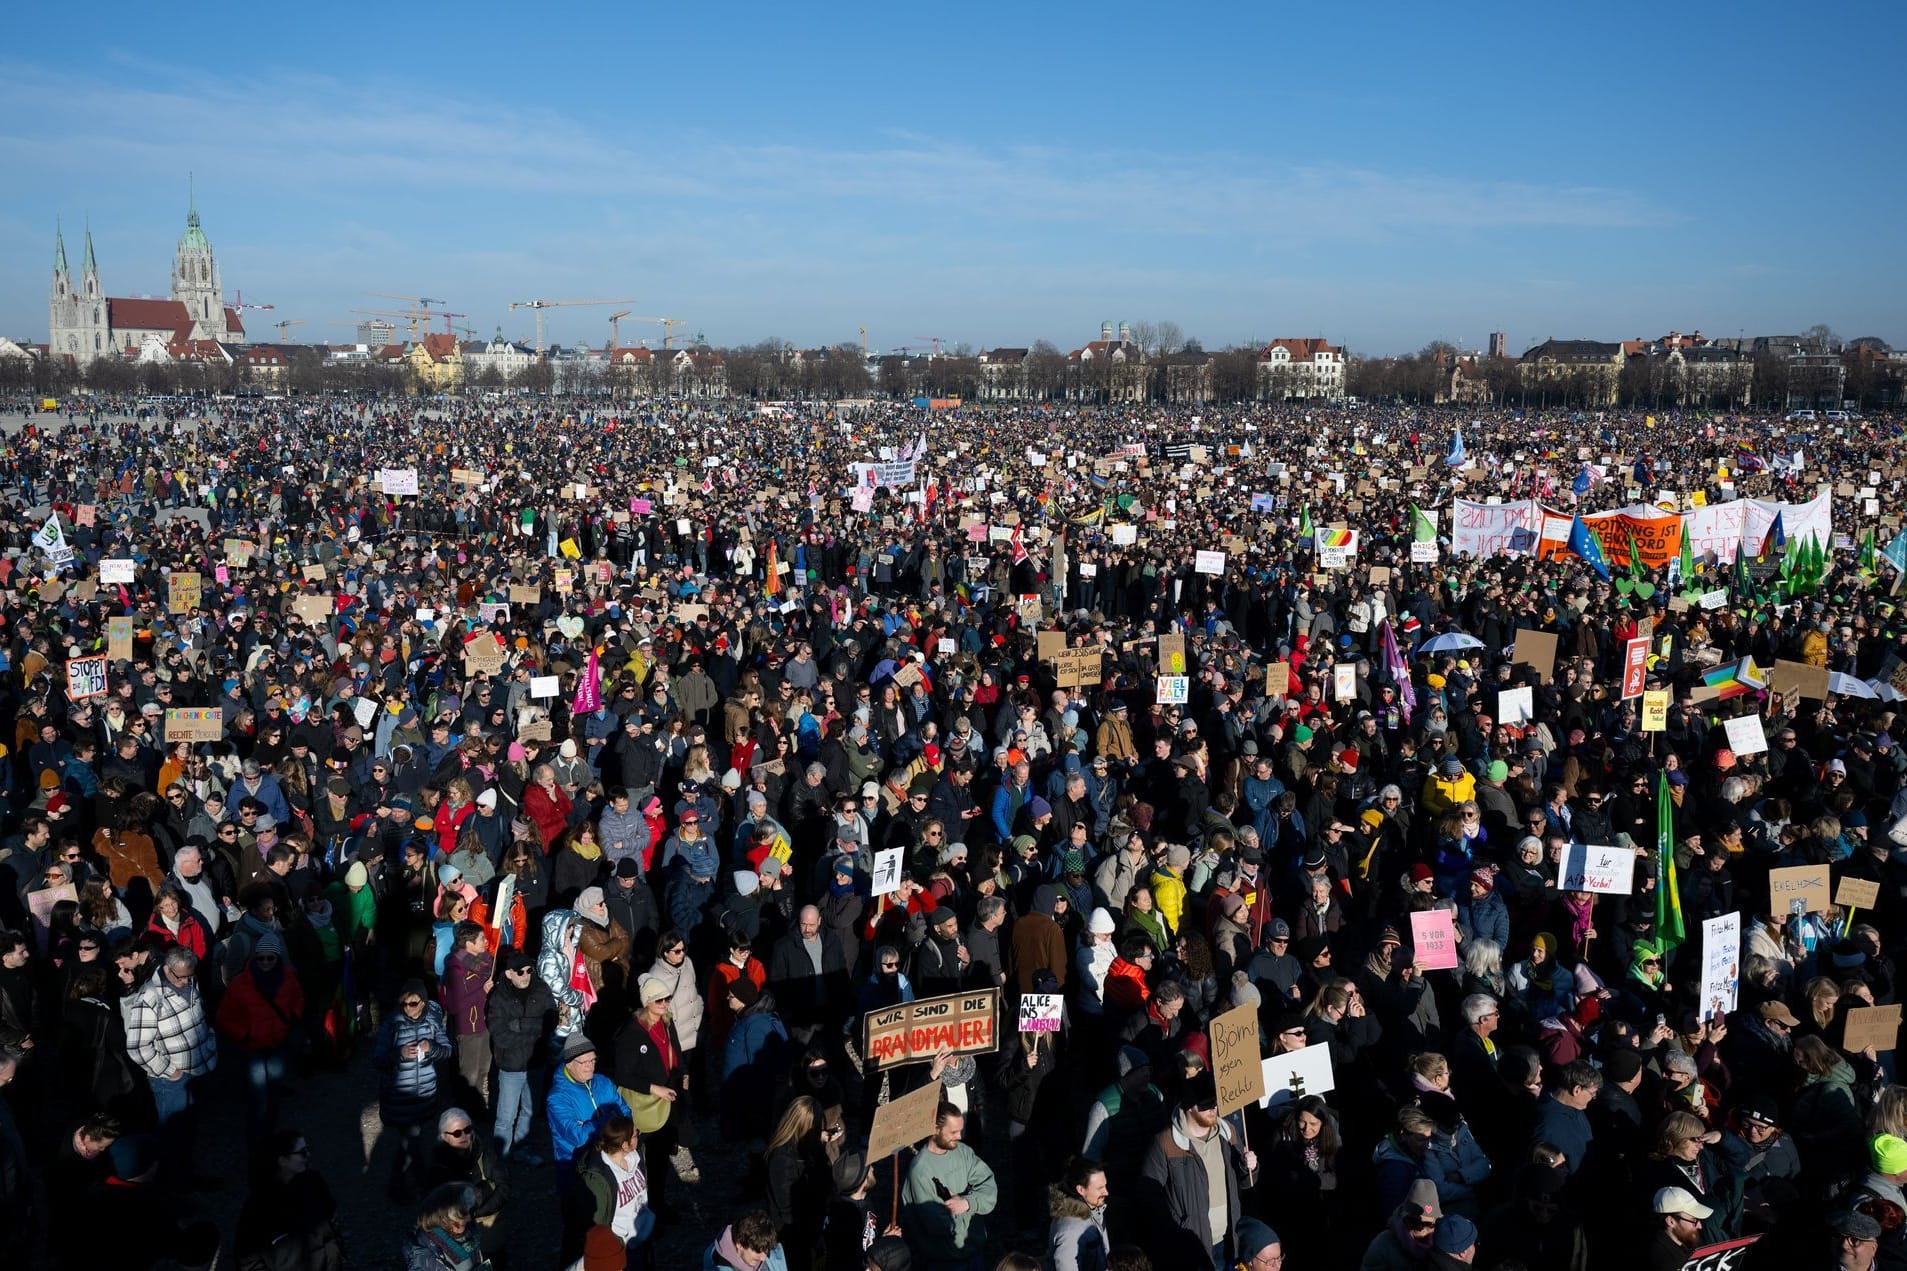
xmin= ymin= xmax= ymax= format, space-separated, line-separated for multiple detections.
xmin=216 ymin=968 xmax=306 ymax=1053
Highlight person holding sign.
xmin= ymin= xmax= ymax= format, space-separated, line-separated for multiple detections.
xmin=1137 ymin=1071 xmax=1256 ymax=1270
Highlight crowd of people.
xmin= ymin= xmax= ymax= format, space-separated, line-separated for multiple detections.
xmin=0 ymin=391 xmax=1902 ymax=1271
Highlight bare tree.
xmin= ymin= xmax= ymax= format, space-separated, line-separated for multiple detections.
xmin=1155 ymin=321 xmax=1185 ymax=356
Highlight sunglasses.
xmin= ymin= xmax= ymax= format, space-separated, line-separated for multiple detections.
xmin=444 ymin=1127 xmax=472 ymax=1138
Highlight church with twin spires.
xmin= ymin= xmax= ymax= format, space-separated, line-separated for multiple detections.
xmin=48 ymin=190 xmax=247 ymax=365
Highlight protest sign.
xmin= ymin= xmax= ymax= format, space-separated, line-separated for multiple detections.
xmin=26 ymin=883 xmax=77 ymax=951
xmin=65 ymin=655 xmax=108 ymax=702
xmin=378 ymin=467 xmax=419 ymax=496
xmin=107 ymin=616 xmax=134 ymax=661
xmin=866 ymin=1080 xmax=944 ymax=1163
xmin=871 ymin=847 xmax=904 ymax=896
xmin=1017 ymin=994 xmax=1064 ymax=1033
xmin=1411 ymin=540 xmax=1439 ymax=563
xmin=1768 ymin=659 xmax=1830 ymax=702
xmin=1157 ymin=634 xmax=1186 ymax=675
xmin=1258 ymin=1045 xmax=1334 ymax=1115
xmin=164 ymin=708 xmax=225 ymax=742
xmin=1512 ymin=628 xmax=1558 ymax=682
xmin=1497 ymin=687 xmax=1533 ymax=724
xmin=1332 ymin=664 xmax=1357 ymax=701
xmin=529 ymin=675 xmax=561 ymax=699
xmin=1837 ymin=877 xmax=1881 ymax=910
xmin=1722 ymin=714 xmax=1767 ymax=755
xmin=167 ymin=571 xmax=201 ymax=614
xmin=463 ymin=638 xmax=506 ymax=676
xmin=1209 ymin=1003 xmax=1266 ymax=1114
xmin=862 ymin=989 xmax=999 ymax=1071
xmin=1844 ymin=1005 xmax=1902 ymax=1053
xmin=1050 ymin=648 xmax=1101 ymax=690
xmin=100 ymin=558 xmax=134 ymax=584
xmin=1679 ymin=1235 xmax=1761 ymax=1271
xmin=1768 ymin=864 xmax=1831 ymax=916
xmin=1037 ymin=630 xmax=1067 ymax=661
xmin=1316 ymin=530 xmax=1359 ymax=568
xmin=1265 ymin=663 xmax=1291 ymax=697
xmin=1698 ymin=913 xmax=1740 ymax=1023
xmin=291 ymin=595 xmax=332 ymax=626
xmin=1642 ymin=690 xmax=1670 ymax=731
xmin=451 ymin=467 xmax=485 ymax=486
xmin=1621 ymin=638 xmax=1648 ymax=700
xmin=1194 ymin=550 xmax=1226 ymax=575
xmin=1561 ymin=844 xmax=1634 ymax=895
xmin=508 ymin=585 xmax=541 ymax=606
xmin=1410 ymin=909 xmax=1460 ymax=971
xmin=1156 ymin=675 xmax=1190 ymax=705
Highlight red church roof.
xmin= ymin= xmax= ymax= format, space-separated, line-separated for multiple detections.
xmin=108 ymin=297 xmax=194 ymax=340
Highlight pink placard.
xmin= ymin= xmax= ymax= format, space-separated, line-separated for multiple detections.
xmin=1410 ymin=909 xmax=1460 ymax=972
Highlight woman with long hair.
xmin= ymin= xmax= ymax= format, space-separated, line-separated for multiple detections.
xmin=763 ymin=1094 xmax=829 ymax=1259
xmin=400 ymin=1184 xmax=487 ymax=1271
xmin=1636 ymin=1110 xmax=1734 ymax=1246
xmin=1259 ymin=1095 xmax=1341 ymax=1266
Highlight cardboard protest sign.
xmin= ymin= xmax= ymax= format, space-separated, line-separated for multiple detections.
xmin=107 ymin=616 xmax=134 ymax=661
xmin=66 ymin=655 xmax=108 ymax=702
xmin=1209 ymin=1003 xmax=1266 ymax=1114
xmin=1050 ymin=648 xmax=1101 ymax=690
xmin=1157 ymin=634 xmax=1186 ymax=675
xmin=1017 ymin=994 xmax=1064 ymax=1033
xmin=463 ymin=638 xmax=507 ymax=676
xmin=1699 ymin=913 xmax=1740 ymax=1023
xmin=508 ymin=585 xmax=541 ymax=606
xmin=518 ymin=720 xmax=553 ymax=742
xmin=1836 ymin=877 xmax=1881 ymax=910
xmin=866 ymin=1080 xmax=944 ymax=1162
xmin=1844 ymin=1005 xmax=1902 ymax=1053
xmin=1768 ymin=659 xmax=1830 ymax=702
xmin=292 ymin=595 xmax=333 ymax=626
xmin=167 ymin=571 xmax=201 ymax=614
xmin=1265 ymin=663 xmax=1291 ymax=697
xmin=1410 ymin=909 xmax=1460 ymax=971
xmin=1037 ymin=630 xmax=1067 ymax=662
xmin=862 ymin=989 xmax=999 ymax=1071
xmin=1512 ymin=628 xmax=1558 ymax=683
xmin=26 ymin=883 xmax=77 ymax=950
xmin=164 ymin=708 xmax=225 ymax=742
xmin=1258 ymin=1045 xmax=1334 ymax=1114
xmin=1768 ymin=864 xmax=1831 ymax=916
xmin=451 ymin=467 xmax=485 ymax=486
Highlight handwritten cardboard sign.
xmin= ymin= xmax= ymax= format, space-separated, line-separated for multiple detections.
xmin=167 ymin=571 xmax=201 ymax=614
xmin=1017 ymin=993 xmax=1064 ymax=1033
xmin=862 ymin=989 xmax=999 ymax=1071
xmin=1209 ymin=1002 xmax=1266 ymax=1115
xmin=1768 ymin=864 xmax=1831 ymax=916
xmin=866 ymin=1079 xmax=944 ymax=1162
xmin=1835 ymin=877 xmax=1881 ymax=910
xmin=164 ymin=708 xmax=225 ymax=743
xmin=1844 ymin=1005 xmax=1902 ymax=1053
xmin=107 ymin=616 xmax=134 ymax=661
xmin=65 ymin=654 xmax=108 ymax=702
xmin=1512 ymin=628 xmax=1558 ymax=683
xmin=1265 ymin=663 xmax=1291 ymax=697
xmin=1049 ymin=648 xmax=1101 ymax=690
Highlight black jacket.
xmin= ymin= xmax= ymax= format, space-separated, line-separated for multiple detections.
xmin=485 ymin=977 xmax=556 ymax=1073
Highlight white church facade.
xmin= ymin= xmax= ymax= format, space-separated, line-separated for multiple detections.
xmin=49 ymin=192 xmax=247 ymax=365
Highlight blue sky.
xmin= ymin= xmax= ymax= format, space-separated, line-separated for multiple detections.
xmin=4 ymin=3 xmax=1903 ymax=356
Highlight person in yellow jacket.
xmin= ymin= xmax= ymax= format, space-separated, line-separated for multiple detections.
xmin=1149 ymin=844 xmax=1191 ymax=936
xmin=1801 ymin=622 xmax=1829 ymax=668
xmin=1421 ymin=757 xmax=1477 ymax=819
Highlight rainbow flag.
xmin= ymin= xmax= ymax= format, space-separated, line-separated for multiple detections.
xmin=1701 ymin=655 xmax=1765 ymax=700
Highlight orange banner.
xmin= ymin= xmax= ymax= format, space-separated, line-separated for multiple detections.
xmin=1584 ymin=513 xmax=1681 ymax=568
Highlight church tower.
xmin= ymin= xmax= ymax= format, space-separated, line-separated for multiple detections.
xmin=171 ymin=180 xmax=224 ymax=338
xmin=49 ymin=221 xmax=108 ymax=364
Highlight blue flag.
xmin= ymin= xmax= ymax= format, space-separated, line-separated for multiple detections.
xmin=1572 ymin=465 xmax=1592 ymax=497
xmin=1445 ymin=427 xmax=1466 ymax=467
xmin=1764 ymin=510 xmax=1786 ymax=557
xmin=1568 ymin=515 xmax=1611 ymax=581
xmin=1883 ymin=528 xmax=1907 ymax=574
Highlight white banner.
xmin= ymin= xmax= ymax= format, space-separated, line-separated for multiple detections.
xmin=378 ymin=467 xmax=420 ymax=496
xmin=1452 ymin=499 xmax=1540 ymax=559
xmin=100 ymin=558 xmax=135 ymax=584
xmin=850 ymin=460 xmax=919 ymax=490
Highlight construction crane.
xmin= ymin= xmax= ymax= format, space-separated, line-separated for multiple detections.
xmin=272 ymin=319 xmax=305 ymax=342
xmin=507 ymin=298 xmax=637 ymax=355
xmin=350 ymin=308 xmax=432 ymax=341
xmin=224 ymin=290 xmax=275 ymax=315
xmin=367 ymin=293 xmax=447 ymax=328
xmin=431 ymin=310 xmax=468 ymax=333
xmin=607 ymin=311 xmax=632 ymax=348
xmin=912 ymin=336 xmax=946 ymax=355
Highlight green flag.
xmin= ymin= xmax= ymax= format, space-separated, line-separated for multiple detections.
xmin=1862 ymin=527 xmax=1879 ymax=577
xmin=1411 ymin=504 xmax=1436 ymax=543
xmin=1300 ymin=505 xmax=1315 ymax=540
xmin=1675 ymin=521 xmax=1695 ymax=582
xmin=1656 ymin=770 xmax=1686 ymax=950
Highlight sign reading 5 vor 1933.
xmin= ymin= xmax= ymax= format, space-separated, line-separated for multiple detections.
xmin=862 ymin=988 xmax=998 ymax=1070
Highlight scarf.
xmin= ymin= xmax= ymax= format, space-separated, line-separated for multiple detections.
xmin=570 ymin=837 xmax=602 ymax=862
xmin=1527 ymin=934 xmax=1558 ymax=993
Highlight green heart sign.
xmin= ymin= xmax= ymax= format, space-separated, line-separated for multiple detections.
xmin=1634 ymin=582 xmax=1656 ymax=600
xmin=1614 ymin=578 xmax=1634 ymax=595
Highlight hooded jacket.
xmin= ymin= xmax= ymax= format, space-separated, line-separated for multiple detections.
xmin=1137 ymin=1110 xmax=1247 ymax=1265
xmin=1048 ymin=1184 xmax=1110 ymax=1271
xmin=538 ymin=909 xmax=587 ymax=1037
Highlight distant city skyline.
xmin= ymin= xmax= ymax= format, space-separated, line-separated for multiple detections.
xmin=4 ymin=4 xmax=1904 ymax=356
